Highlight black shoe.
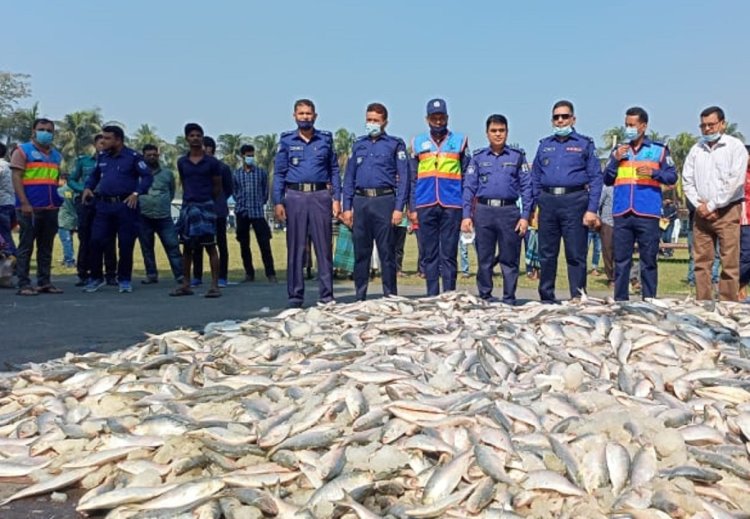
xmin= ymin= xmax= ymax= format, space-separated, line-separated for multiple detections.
xmin=106 ymin=278 xmax=118 ymax=286
xmin=74 ymin=278 xmax=87 ymax=287
xmin=267 ymin=275 xmax=278 ymax=284
xmin=243 ymin=275 xmax=255 ymax=283
xmin=288 ymin=301 xmax=303 ymax=309
xmin=141 ymin=278 xmax=158 ymax=285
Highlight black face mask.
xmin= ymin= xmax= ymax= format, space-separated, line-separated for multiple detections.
xmin=429 ymin=124 xmax=448 ymax=138
xmin=145 ymin=159 xmax=159 ymax=169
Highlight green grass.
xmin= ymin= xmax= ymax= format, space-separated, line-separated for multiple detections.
xmin=33 ymin=227 xmax=695 ymax=296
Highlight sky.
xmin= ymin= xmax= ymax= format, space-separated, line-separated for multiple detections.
xmin=6 ymin=1 xmax=750 ymax=154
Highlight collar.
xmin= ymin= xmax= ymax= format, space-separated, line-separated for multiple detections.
xmin=485 ymin=146 xmax=508 ymax=157
xmin=699 ymin=134 xmax=727 ymax=151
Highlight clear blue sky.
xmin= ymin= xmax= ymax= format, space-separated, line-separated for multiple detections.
xmin=6 ymin=1 xmax=749 ymax=154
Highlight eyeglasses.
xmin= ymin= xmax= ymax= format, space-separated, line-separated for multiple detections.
xmin=552 ymin=114 xmax=572 ymax=121
xmin=699 ymin=121 xmax=721 ymax=130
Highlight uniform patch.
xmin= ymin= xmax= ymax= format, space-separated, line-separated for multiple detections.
xmin=542 ymin=158 xmax=550 ymax=166
xmin=466 ymin=165 xmax=476 ymax=175
xmin=666 ymin=156 xmax=674 ymax=167
xmin=31 ymin=151 xmax=42 ymax=160
xmin=397 ymin=151 xmax=407 ymax=161
xmin=356 ymin=156 xmax=364 ymax=165
xmin=291 ymin=157 xmax=300 ymax=166
xmin=138 ymin=160 xmax=147 ymax=170
xmin=542 ymin=147 xmax=555 ymax=153
xmin=566 ymin=146 xmax=583 ymax=152
xmin=521 ymin=163 xmax=530 ymax=173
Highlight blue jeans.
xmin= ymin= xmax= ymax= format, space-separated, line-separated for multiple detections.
xmin=687 ymin=220 xmax=719 ymax=284
xmin=58 ymin=228 xmax=75 ymax=264
xmin=588 ymin=230 xmax=601 ymax=268
xmin=0 ymin=205 xmax=16 ymax=256
xmin=138 ymin=215 xmax=183 ymax=282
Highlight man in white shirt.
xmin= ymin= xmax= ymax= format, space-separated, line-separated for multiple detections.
xmin=683 ymin=106 xmax=749 ymax=301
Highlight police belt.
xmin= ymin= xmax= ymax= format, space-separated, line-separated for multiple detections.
xmin=355 ymin=188 xmax=394 ymax=197
xmin=286 ymin=182 xmax=328 ymax=192
xmin=542 ymin=185 xmax=587 ymax=195
xmin=96 ymin=194 xmax=131 ymax=203
xmin=477 ymin=197 xmax=518 ymax=207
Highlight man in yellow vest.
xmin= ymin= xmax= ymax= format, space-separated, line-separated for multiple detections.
xmin=10 ymin=118 xmax=65 ymax=295
xmin=408 ymin=98 xmax=470 ymax=296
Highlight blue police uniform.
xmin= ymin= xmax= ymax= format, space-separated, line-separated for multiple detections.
xmin=85 ymin=146 xmax=153 ymax=286
xmin=343 ymin=133 xmax=409 ymax=300
xmin=273 ymin=128 xmax=341 ymax=307
xmin=464 ymin=145 xmax=532 ymax=304
xmin=603 ymin=137 xmax=677 ymax=300
xmin=531 ymin=130 xmax=602 ymax=302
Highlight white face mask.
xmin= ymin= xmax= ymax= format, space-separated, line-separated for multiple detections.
xmin=365 ymin=122 xmax=382 ymax=138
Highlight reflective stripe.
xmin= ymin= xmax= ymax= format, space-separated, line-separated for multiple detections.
xmin=417 ymin=171 xmax=462 ymax=180
xmin=22 ymin=178 xmax=58 ymax=185
xmin=614 ymin=177 xmax=661 ymax=188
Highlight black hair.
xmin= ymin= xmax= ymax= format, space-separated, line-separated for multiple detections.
xmin=94 ymin=133 xmax=103 ymax=142
xmin=184 ymin=122 xmax=204 ymax=137
xmin=102 ymin=125 xmax=125 ymax=141
xmin=32 ymin=118 xmax=55 ymax=130
xmin=202 ymin=136 xmax=216 ymax=151
xmin=485 ymin=114 xmax=508 ymax=130
xmin=240 ymin=144 xmax=256 ymax=155
xmin=552 ymin=100 xmax=574 ymax=114
xmin=366 ymin=102 xmax=388 ymax=120
xmin=142 ymin=144 xmax=158 ymax=154
xmin=625 ymin=106 xmax=649 ymax=124
xmin=294 ymin=99 xmax=316 ymax=112
xmin=700 ymin=106 xmax=725 ymax=122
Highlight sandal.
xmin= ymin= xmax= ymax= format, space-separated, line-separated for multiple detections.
xmin=16 ymin=287 xmax=38 ymax=296
xmin=37 ymin=285 xmax=63 ymax=294
xmin=204 ymin=288 xmax=221 ymax=298
xmin=169 ymin=287 xmax=194 ymax=297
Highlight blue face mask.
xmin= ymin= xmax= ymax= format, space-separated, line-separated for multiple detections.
xmin=244 ymin=156 xmax=255 ymax=166
xmin=552 ymin=125 xmax=572 ymax=138
xmin=365 ymin=122 xmax=382 ymax=138
xmin=702 ymin=132 xmax=721 ymax=144
xmin=296 ymin=120 xmax=314 ymax=131
xmin=35 ymin=130 xmax=54 ymax=145
xmin=429 ymin=124 xmax=448 ymax=138
xmin=624 ymin=127 xmax=639 ymax=142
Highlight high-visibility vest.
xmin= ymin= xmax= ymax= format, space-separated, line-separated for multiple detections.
xmin=412 ymin=131 xmax=467 ymax=209
xmin=612 ymin=141 xmax=667 ymax=218
xmin=16 ymin=141 xmax=63 ymax=209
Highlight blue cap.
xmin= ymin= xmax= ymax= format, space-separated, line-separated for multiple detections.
xmin=426 ymin=98 xmax=447 ymax=115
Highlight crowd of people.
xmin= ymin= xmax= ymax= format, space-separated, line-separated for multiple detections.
xmin=0 ymin=98 xmax=748 ymax=307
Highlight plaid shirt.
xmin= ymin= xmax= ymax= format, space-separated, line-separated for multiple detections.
xmin=233 ymin=166 xmax=268 ymax=219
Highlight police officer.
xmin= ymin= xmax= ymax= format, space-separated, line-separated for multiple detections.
xmin=82 ymin=125 xmax=153 ymax=293
xmin=462 ymin=114 xmax=532 ymax=305
xmin=273 ymin=99 xmax=341 ymax=308
xmin=531 ymin=100 xmax=602 ymax=303
xmin=408 ymin=98 xmax=470 ymax=296
xmin=604 ymin=107 xmax=676 ymax=300
xmin=341 ymin=102 xmax=409 ymax=301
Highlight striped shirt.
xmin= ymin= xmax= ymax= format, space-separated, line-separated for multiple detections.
xmin=233 ymin=166 xmax=268 ymax=219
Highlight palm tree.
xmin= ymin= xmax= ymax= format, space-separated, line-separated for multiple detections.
xmin=1 ymin=101 xmax=39 ymax=147
xmin=217 ymin=133 xmax=248 ymax=170
xmin=724 ymin=122 xmax=745 ymax=143
xmin=647 ymin=130 xmax=669 ymax=143
xmin=253 ymin=133 xmax=278 ymax=176
xmin=130 ymin=124 xmax=162 ymax=152
xmin=334 ymin=128 xmax=356 ymax=172
xmin=161 ymin=136 xmax=189 ymax=172
xmin=667 ymin=132 xmax=699 ymax=203
xmin=56 ymin=109 xmax=103 ymax=168
xmin=597 ymin=126 xmax=626 ymax=158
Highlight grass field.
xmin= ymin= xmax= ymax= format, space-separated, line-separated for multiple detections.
xmin=30 ymin=226 xmax=696 ymax=296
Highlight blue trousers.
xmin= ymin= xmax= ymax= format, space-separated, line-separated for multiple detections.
xmin=352 ymin=194 xmax=397 ymax=300
xmin=90 ymin=200 xmax=138 ymax=282
xmin=285 ymin=189 xmax=333 ymax=305
xmin=614 ymin=213 xmax=660 ymax=301
xmin=138 ymin=214 xmax=183 ymax=282
xmin=58 ymin=228 xmax=75 ymax=264
xmin=588 ymin=230 xmax=601 ymax=268
xmin=538 ymin=190 xmax=588 ymax=301
xmin=475 ymin=204 xmax=521 ymax=303
xmin=417 ymin=205 xmax=461 ymax=296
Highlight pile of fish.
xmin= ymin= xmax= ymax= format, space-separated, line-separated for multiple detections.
xmin=2 ymin=293 xmax=750 ymax=518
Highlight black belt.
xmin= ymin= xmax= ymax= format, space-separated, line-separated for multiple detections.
xmin=477 ymin=197 xmax=517 ymax=207
xmin=355 ymin=188 xmax=395 ymax=197
xmin=96 ymin=194 xmax=130 ymax=203
xmin=542 ymin=185 xmax=587 ymax=195
xmin=286 ymin=182 xmax=327 ymax=192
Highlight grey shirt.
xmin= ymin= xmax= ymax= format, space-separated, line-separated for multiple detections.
xmin=598 ymin=185 xmax=613 ymax=226
xmin=0 ymin=159 xmax=14 ymax=207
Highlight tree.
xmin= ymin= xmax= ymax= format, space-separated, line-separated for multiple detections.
xmin=161 ymin=136 xmax=188 ymax=173
xmin=217 ymin=133 xmax=249 ymax=170
xmin=130 ymin=124 xmax=163 ymax=152
xmin=647 ymin=130 xmax=669 ymax=143
xmin=667 ymin=132 xmax=699 ymax=203
xmin=0 ymin=72 xmax=31 ymax=118
xmin=253 ymin=133 xmax=278 ymax=185
xmin=724 ymin=122 xmax=745 ymax=143
xmin=597 ymin=126 xmax=626 ymax=157
xmin=1 ymin=101 xmax=39 ymax=146
xmin=56 ymin=109 xmax=103 ymax=166
xmin=334 ymin=128 xmax=356 ymax=172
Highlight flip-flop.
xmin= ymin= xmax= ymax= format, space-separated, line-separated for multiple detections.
xmin=16 ymin=287 xmax=38 ymax=296
xmin=169 ymin=287 xmax=194 ymax=297
xmin=204 ymin=288 xmax=221 ymax=298
xmin=37 ymin=285 xmax=63 ymax=294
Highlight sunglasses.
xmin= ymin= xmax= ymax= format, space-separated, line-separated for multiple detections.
xmin=552 ymin=114 xmax=572 ymax=121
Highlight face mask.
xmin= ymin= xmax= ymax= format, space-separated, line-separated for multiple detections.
xmin=365 ymin=122 xmax=382 ymax=138
xmin=624 ymin=127 xmax=639 ymax=142
xmin=296 ymin=120 xmax=314 ymax=131
xmin=429 ymin=124 xmax=448 ymax=137
xmin=702 ymin=132 xmax=721 ymax=144
xmin=35 ymin=130 xmax=54 ymax=145
xmin=552 ymin=125 xmax=572 ymax=138
xmin=244 ymin=156 xmax=255 ymax=166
